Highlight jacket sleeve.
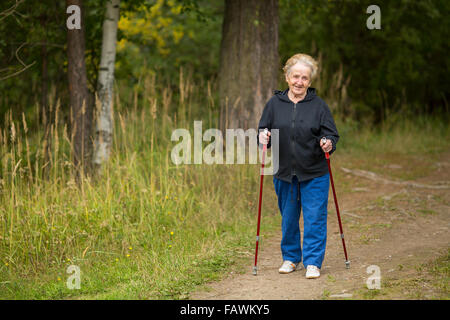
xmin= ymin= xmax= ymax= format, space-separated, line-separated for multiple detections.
xmin=257 ymin=100 xmax=273 ymax=149
xmin=319 ymin=102 xmax=339 ymax=154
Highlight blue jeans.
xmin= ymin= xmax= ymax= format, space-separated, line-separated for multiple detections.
xmin=273 ymin=173 xmax=330 ymax=269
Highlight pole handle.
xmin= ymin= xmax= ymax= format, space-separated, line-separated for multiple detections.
xmin=321 ymin=137 xmax=330 ymax=159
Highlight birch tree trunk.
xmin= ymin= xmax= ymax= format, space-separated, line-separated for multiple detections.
xmin=93 ymin=0 xmax=120 ymax=169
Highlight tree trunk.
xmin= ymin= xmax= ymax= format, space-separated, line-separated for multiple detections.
xmin=66 ymin=0 xmax=93 ymax=176
xmin=41 ymin=41 xmax=52 ymax=179
xmin=93 ymin=0 xmax=120 ymax=170
xmin=219 ymin=0 xmax=279 ymax=130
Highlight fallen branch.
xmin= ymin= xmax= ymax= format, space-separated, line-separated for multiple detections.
xmin=341 ymin=167 xmax=449 ymax=190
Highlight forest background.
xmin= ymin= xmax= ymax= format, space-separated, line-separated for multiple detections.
xmin=0 ymin=0 xmax=448 ymax=299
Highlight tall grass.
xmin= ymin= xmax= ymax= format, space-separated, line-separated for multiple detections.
xmin=335 ymin=113 xmax=450 ymax=156
xmin=0 ymin=71 xmax=280 ymax=299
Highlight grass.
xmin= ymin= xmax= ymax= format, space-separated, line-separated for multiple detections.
xmin=320 ymin=289 xmax=331 ymax=300
xmin=354 ymin=249 xmax=450 ymax=300
xmin=333 ymin=115 xmax=450 ymax=181
xmin=0 ymin=73 xmax=284 ymax=300
xmin=0 ymin=71 xmax=449 ymax=299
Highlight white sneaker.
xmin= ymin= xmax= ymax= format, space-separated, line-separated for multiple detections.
xmin=305 ymin=265 xmax=321 ymax=279
xmin=278 ymin=260 xmax=299 ymax=274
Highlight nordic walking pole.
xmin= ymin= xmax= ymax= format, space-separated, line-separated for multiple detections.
xmin=322 ymin=137 xmax=350 ymax=269
xmin=253 ymin=129 xmax=268 ymax=275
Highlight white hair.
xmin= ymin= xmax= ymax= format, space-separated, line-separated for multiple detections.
xmin=283 ymin=53 xmax=319 ymax=80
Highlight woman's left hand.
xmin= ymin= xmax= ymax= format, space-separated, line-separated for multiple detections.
xmin=320 ymin=138 xmax=333 ymax=153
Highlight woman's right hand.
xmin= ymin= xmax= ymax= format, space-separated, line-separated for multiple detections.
xmin=259 ymin=129 xmax=271 ymax=145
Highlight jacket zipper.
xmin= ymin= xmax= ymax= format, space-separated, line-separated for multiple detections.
xmin=291 ymin=102 xmax=297 ymax=178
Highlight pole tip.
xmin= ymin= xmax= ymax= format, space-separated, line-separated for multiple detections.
xmin=252 ymin=266 xmax=257 ymax=275
xmin=345 ymin=261 xmax=350 ymax=269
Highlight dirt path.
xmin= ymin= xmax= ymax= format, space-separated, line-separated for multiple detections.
xmin=190 ymin=153 xmax=450 ymax=300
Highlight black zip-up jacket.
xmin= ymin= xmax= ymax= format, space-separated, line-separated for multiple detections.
xmin=257 ymin=87 xmax=339 ymax=183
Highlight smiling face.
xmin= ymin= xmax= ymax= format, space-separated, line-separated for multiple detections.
xmin=285 ymin=62 xmax=312 ymax=98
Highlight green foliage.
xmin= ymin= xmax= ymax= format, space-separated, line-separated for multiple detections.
xmin=2 ymin=0 xmax=448 ymax=126
xmin=0 ymin=1 xmax=66 ymax=119
xmin=115 ymin=0 xmax=223 ymax=84
xmin=279 ymin=0 xmax=450 ymax=122
xmin=0 ymin=0 xmax=107 ymax=127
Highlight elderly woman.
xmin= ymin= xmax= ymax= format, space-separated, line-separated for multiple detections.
xmin=257 ymin=53 xmax=339 ymax=279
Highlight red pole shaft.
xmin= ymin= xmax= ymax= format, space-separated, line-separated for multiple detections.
xmin=325 ymin=152 xmax=350 ymax=267
xmin=253 ymin=144 xmax=267 ymax=275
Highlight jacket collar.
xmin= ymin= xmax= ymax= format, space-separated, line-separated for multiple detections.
xmin=274 ymin=87 xmax=317 ymax=103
